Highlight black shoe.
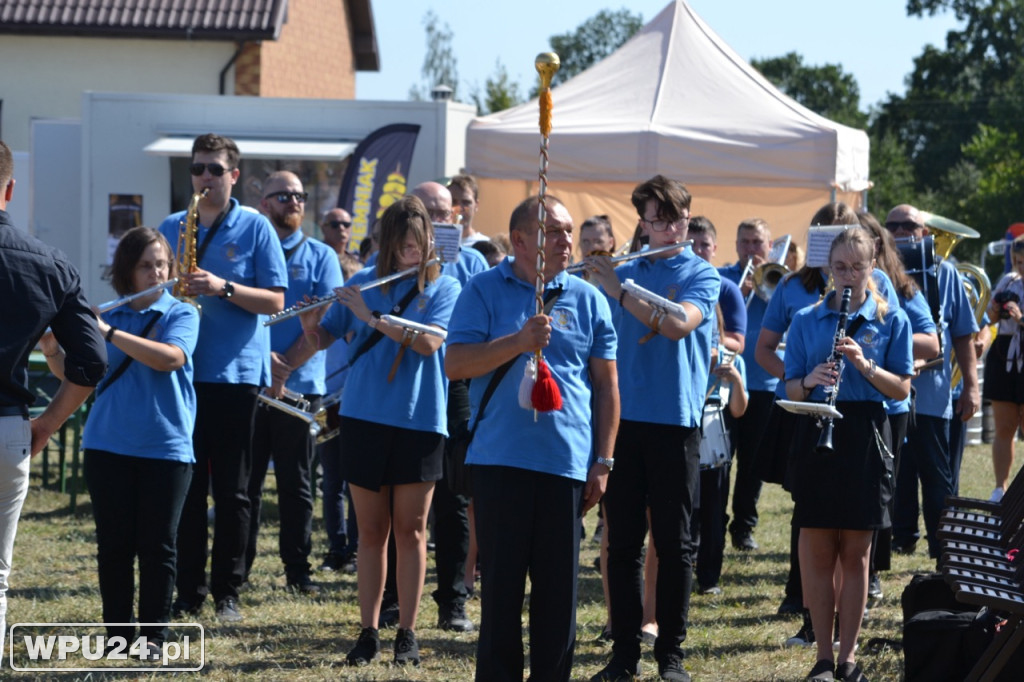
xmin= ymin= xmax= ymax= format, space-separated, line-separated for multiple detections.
xmin=892 ymin=540 xmax=917 ymax=555
xmin=785 ymin=612 xmax=815 ymax=647
xmin=214 ymin=597 xmax=242 ymax=623
xmin=286 ymin=573 xmax=321 ymax=595
xmin=778 ymin=594 xmax=803 ymax=616
xmin=346 ymin=627 xmax=380 ymax=666
xmin=437 ymin=601 xmax=474 ymax=632
xmin=319 ymin=551 xmax=347 ymax=572
xmin=732 ymin=532 xmax=759 ymax=551
xmin=378 ymin=600 xmax=400 ymax=629
xmin=171 ymin=597 xmax=202 ymax=619
xmin=657 ymin=654 xmax=690 ymax=682
xmin=589 ymin=659 xmax=640 ymax=682
xmin=699 ymin=584 xmax=722 ymax=596
xmin=594 ymin=626 xmax=613 ymax=643
xmin=393 ymin=627 xmax=420 ymax=666
xmin=867 ymin=573 xmax=883 ymax=600
xmin=836 ymin=661 xmax=869 ymax=682
xmin=139 ymin=641 xmax=163 ymax=663
xmin=806 ymin=659 xmax=835 ymax=681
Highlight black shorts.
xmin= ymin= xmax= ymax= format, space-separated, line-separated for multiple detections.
xmin=339 ymin=416 xmax=444 ymax=491
xmin=983 ymin=335 xmax=1024 ymax=404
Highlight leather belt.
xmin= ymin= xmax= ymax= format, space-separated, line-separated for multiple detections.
xmin=0 ymin=405 xmax=29 ymax=418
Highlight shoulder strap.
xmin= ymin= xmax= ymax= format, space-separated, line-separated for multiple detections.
xmin=466 ymin=285 xmax=565 ymax=437
xmin=345 ymin=282 xmax=423 ymax=368
xmin=283 ymin=234 xmax=309 ymax=263
xmin=95 ymin=311 xmax=164 ymax=397
xmin=195 ymin=205 xmax=233 ymax=266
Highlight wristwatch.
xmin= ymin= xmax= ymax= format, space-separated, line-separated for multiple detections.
xmin=596 ymin=456 xmax=615 ymax=471
xmin=220 ymin=281 xmax=235 ymax=299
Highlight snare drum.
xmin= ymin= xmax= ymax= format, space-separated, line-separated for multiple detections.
xmin=699 ymin=402 xmax=732 ymax=470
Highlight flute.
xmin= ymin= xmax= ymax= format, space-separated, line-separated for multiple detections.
xmin=380 ymin=315 xmax=448 ymax=339
xmin=264 ymin=258 xmax=441 ymax=327
xmin=566 ymin=241 xmax=692 ymax=274
xmin=96 ymin=279 xmax=179 ymax=313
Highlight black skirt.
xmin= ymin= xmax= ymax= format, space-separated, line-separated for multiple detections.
xmin=756 ymin=399 xmax=799 ymax=489
xmin=983 ymin=334 xmax=1024 ymax=404
xmin=791 ymin=401 xmax=894 ymax=531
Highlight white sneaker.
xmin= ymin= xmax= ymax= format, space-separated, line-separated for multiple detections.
xmin=990 ymin=487 xmax=1005 ymax=503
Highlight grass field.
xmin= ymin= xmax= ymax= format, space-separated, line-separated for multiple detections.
xmin=3 ymin=440 xmax=1012 ymax=681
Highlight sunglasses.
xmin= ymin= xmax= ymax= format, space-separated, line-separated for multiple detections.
xmin=1013 ymin=241 xmax=1024 ymax=252
xmin=189 ymin=162 xmax=233 ymax=177
xmin=265 ymin=191 xmax=309 ymax=204
xmin=325 ymin=219 xmax=352 ymax=229
xmin=884 ymin=220 xmax=922 ymax=232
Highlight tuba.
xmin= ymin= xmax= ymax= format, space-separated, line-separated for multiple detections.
xmin=173 ymin=188 xmax=209 ymax=311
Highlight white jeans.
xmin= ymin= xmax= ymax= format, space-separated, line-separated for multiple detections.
xmin=0 ymin=416 xmax=32 ymax=666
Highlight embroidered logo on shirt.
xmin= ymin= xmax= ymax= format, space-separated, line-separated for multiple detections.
xmin=551 ymin=308 xmax=575 ymax=331
xmin=416 ymin=295 xmax=429 ymax=312
xmin=289 ymin=264 xmax=306 ymax=280
xmin=665 ymin=284 xmax=681 ymax=301
xmin=859 ymin=326 xmax=879 ymax=348
xmin=224 ymin=243 xmax=240 ymax=261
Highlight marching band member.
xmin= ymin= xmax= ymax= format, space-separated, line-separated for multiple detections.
xmin=244 ymin=171 xmax=343 ymax=594
xmin=42 ymin=227 xmax=198 ymax=658
xmin=446 ymin=195 xmax=619 ymax=682
xmin=285 ymin=195 xmax=460 ymax=667
xmin=784 ymin=227 xmax=912 ymax=682
xmin=588 ymin=175 xmax=719 ymax=682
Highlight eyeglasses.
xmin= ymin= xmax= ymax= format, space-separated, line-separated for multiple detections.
xmin=325 ymin=219 xmax=352 ymax=229
xmin=884 ymin=220 xmax=922 ymax=232
xmin=189 ymin=163 xmax=233 ymax=177
xmin=427 ymin=209 xmax=452 ymax=222
xmin=265 ymin=191 xmax=308 ymax=204
xmin=640 ymin=216 xmax=689 ymax=232
xmin=399 ymin=244 xmax=423 ymax=255
xmin=1012 ymin=241 xmax=1024 ymax=252
xmin=830 ymin=261 xmax=871 ymax=276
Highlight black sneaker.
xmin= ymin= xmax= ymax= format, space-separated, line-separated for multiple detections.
xmin=589 ymin=659 xmax=640 ymax=682
xmin=346 ymin=627 xmax=380 ymax=666
xmin=785 ymin=612 xmax=815 ymax=647
xmin=286 ymin=573 xmax=321 ymax=596
xmin=867 ymin=573 xmax=883 ymax=600
xmin=657 ymin=654 xmax=690 ymax=682
xmin=836 ymin=661 xmax=868 ymax=682
xmin=171 ymin=598 xmax=201 ymax=619
xmin=319 ymin=552 xmax=346 ymax=572
xmin=731 ymin=532 xmax=759 ymax=551
xmin=393 ymin=627 xmax=420 ymax=666
xmin=378 ymin=600 xmax=400 ymax=629
xmin=215 ymin=597 xmax=242 ymax=623
xmin=778 ymin=594 xmax=803 ymax=616
xmin=806 ymin=659 xmax=835 ymax=682
xmin=437 ymin=601 xmax=474 ymax=632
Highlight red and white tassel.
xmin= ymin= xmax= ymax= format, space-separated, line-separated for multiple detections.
xmin=531 ymin=358 xmax=562 ymax=412
xmin=519 ymin=357 xmax=537 ymax=409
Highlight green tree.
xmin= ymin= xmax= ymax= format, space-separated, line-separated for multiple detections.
xmin=409 ymin=11 xmax=460 ymax=101
xmin=547 ymin=8 xmax=643 ymax=88
xmin=749 ymin=52 xmax=867 ymax=129
xmin=472 ymin=60 xmax=524 ymax=115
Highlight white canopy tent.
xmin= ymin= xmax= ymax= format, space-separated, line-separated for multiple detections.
xmin=465 ymin=0 xmax=870 ymax=265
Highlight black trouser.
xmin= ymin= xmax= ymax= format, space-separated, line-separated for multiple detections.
xmin=176 ymin=382 xmax=257 ymax=605
xmin=432 ymin=378 xmax=471 ymax=608
xmin=692 ymin=463 xmax=730 ymax=590
xmin=318 ymin=433 xmax=357 ymax=556
xmin=85 ymin=449 xmax=192 ymax=644
xmin=729 ymin=390 xmax=774 ymax=538
xmin=605 ymin=420 xmax=699 ymax=665
xmin=473 ymin=465 xmax=582 ymax=682
xmin=246 ymin=395 xmax=319 ymax=581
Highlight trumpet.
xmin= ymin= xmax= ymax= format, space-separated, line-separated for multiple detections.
xmin=264 ymin=257 xmax=441 ymax=327
xmin=566 ymin=241 xmax=692 ymax=274
xmin=816 ymin=287 xmax=852 ymax=455
xmin=257 ymin=387 xmax=344 ymax=444
xmin=743 ymin=234 xmax=791 ymax=306
xmin=96 ymin=279 xmax=178 ymax=313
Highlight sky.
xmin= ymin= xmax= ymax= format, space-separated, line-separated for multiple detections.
xmin=356 ymin=0 xmax=963 ymax=112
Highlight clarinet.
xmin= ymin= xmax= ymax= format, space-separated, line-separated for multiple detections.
xmin=816 ymin=286 xmax=853 ymax=454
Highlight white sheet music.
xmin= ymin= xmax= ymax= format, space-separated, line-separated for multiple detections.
xmin=806 ymin=226 xmax=850 ymax=268
xmin=777 ymin=400 xmax=843 ymax=419
xmin=432 ymin=223 xmax=463 ymax=264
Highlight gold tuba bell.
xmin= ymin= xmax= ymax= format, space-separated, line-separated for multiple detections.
xmin=173 ymin=188 xmax=209 ymax=311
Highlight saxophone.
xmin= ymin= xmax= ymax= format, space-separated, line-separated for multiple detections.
xmin=173 ymin=188 xmax=209 ymax=310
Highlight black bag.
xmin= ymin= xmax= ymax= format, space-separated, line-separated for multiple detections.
xmin=903 ymin=608 xmax=1000 ymax=682
xmin=901 ymin=572 xmax=972 ymax=622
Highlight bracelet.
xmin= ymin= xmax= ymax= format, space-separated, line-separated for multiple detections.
xmin=368 ymin=311 xmax=381 ymax=329
xmin=105 ymin=326 xmax=117 ymax=343
xmin=863 ymin=358 xmax=877 ymax=379
xmin=619 ymin=289 xmax=628 ymax=306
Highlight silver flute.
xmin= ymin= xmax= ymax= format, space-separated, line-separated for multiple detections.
xmin=566 ymin=241 xmax=693 ymax=274
xmin=96 ymin=278 xmax=179 ymax=313
xmin=264 ymin=258 xmax=441 ymax=327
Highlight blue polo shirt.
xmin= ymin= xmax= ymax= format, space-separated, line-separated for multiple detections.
xmin=614 ymin=249 xmax=719 ymax=427
xmin=719 ymin=277 xmax=747 ymax=340
xmin=719 ymin=262 xmax=776 ymax=392
xmin=83 ymin=292 xmax=199 ymax=462
xmin=159 ymin=198 xmax=289 ymax=386
xmin=321 ymin=270 xmax=460 ymax=436
xmin=785 ymin=291 xmax=914 ymax=403
xmin=763 ymin=272 xmax=824 ymax=399
xmin=271 ymin=231 xmax=344 ymax=395
xmin=442 ymin=246 xmax=488 ymax=285
xmin=911 ymin=260 xmax=979 ymax=418
xmin=447 ymin=260 xmax=617 ymax=482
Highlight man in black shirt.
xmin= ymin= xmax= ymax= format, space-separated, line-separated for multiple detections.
xmin=0 ymin=139 xmax=107 ymax=660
